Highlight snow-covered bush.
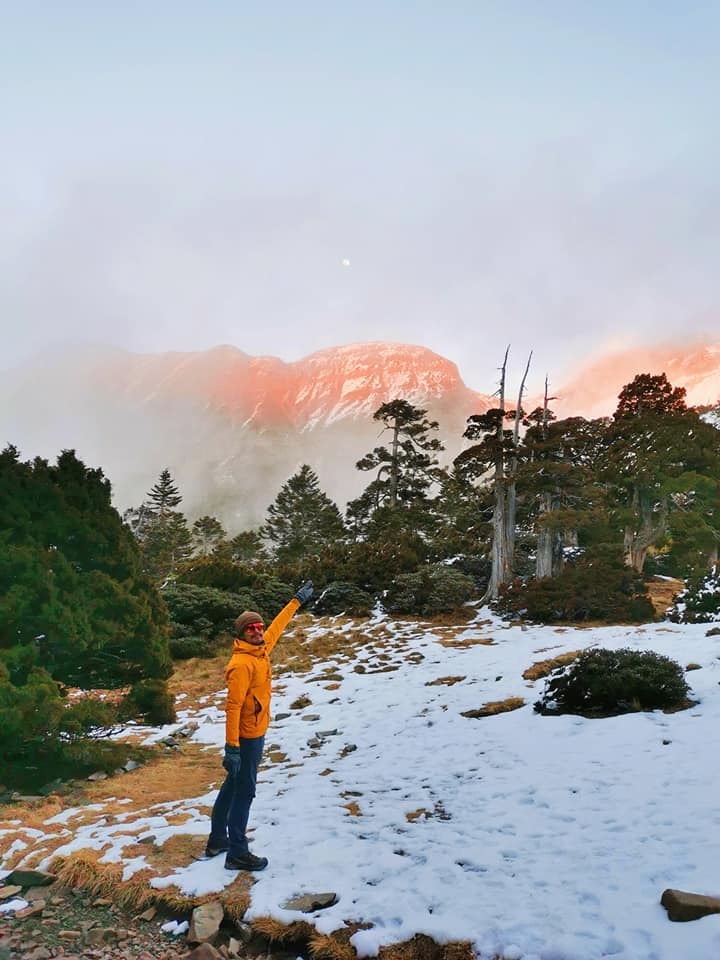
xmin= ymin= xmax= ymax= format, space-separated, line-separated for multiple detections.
xmin=534 ymin=648 xmax=690 ymax=716
xmin=666 ymin=567 xmax=720 ymax=623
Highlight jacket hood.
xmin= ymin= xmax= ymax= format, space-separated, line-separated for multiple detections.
xmin=232 ymin=638 xmax=266 ymax=656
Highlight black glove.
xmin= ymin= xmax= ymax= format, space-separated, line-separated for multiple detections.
xmin=295 ymin=580 xmax=314 ymax=605
xmin=223 ymin=744 xmax=242 ymax=775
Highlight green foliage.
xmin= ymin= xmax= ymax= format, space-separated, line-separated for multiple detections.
xmin=614 ymin=373 xmax=687 ymax=420
xmin=178 ymin=558 xmax=259 ymax=592
xmin=191 ymin=515 xmax=227 ymax=557
xmin=120 ymin=679 xmax=176 ymax=726
xmin=129 ymin=468 xmax=192 ymax=579
xmin=666 ymin=568 xmax=720 ymax=623
xmin=0 ymin=446 xmax=172 ymax=788
xmin=163 ymin=583 xmax=254 ymax=651
xmin=496 ymin=554 xmax=655 ymax=624
xmin=535 ymin=647 xmax=690 ymax=715
xmin=313 ymin=581 xmax=374 ymax=617
xmin=299 ymin=537 xmax=425 ymax=596
xmin=262 ymin=464 xmax=346 ymax=564
xmin=384 ymin=564 xmax=477 ymax=617
xmin=349 ymin=399 xmax=445 ymax=534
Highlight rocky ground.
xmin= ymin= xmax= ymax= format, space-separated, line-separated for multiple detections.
xmin=0 ymin=871 xmax=290 ymax=960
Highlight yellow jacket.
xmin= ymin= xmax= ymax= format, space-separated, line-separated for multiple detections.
xmin=224 ymin=598 xmax=300 ymax=746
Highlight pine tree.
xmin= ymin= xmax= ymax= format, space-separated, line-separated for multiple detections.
xmin=262 ymin=464 xmax=346 ymax=563
xmin=191 ymin=515 xmax=227 ymax=557
xmin=146 ymin=468 xmax=183 ymax=519
xmin=136 ymin=469 xmax=191 ymax=579
xmin=348 ymin=399 xmax=445 ymax=537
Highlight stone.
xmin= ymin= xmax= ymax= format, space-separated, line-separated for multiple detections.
xmin=281 ymin=891 xmax=338 ymax=912
xmin=187 ymin=944 xmax=223 ymax=960
xmin=6 ymin=869 xmax=57 ymax=888
xmin=188 ymin=900 xmax=225 ymax=943
xmin=137 ymin=834 xmax=156 ymax=845
xmin=92 ymin=898 xmax=113 ymax=907
xmin=123 ymin=759 xmax=142 ymax=772
xmin=227 ymin=936 xmax=242 ymax=956
xmin=705 ymin=626 xmax=720 ymax=637
xmin=24 ymin=887 xmax=50 ymax=903
xmin=25 ymin=949 xmax=51 ymax=960
xmin=58 ymin=929 xmax=81 ymax=940
xmin=15 ymin=901 xmax=45 ymax=918
xmin=85 ymin=927 xmax=117 ymax=946
xmin=87 ymin=771 xmax=108 ymax=781
xmin=136 ymin=906 xmax=156 ymax=921
xmin=301 ymin=714 xmax=321 ymax=721
xmin=274 ymin=712 xmax=291 ymax=720
xmin=0 ymin=886 xmax=22 ymax=900
xmin=661 ymin=888 xmax=720 ymax=921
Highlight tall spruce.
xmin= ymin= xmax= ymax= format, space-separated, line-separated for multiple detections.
xmin=261 ymin=464 xmax=345 ymax=563
xmin=132 ymin=468 xmax=192 ymax=579
xmin=192 ymin=515 xmax=227 ymax=557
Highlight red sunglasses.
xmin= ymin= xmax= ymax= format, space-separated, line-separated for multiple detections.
xmin=245 ymin=622 xmax=264 ymax=633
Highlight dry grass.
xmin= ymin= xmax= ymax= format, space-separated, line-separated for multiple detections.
xmin=50 ymin=851 xmax=252 ymax=917
xmin=425 ymin=676 xmax=466 ymax=687
xmin=436 ymin=636 xmax=495 ymax=649
xmin=343 ymin=801 xmax=362 ymax=816
xmin=251 ymin=915 xmax=316 ymax=945
xmin=461 ymin=697 xmax=525 ymax=719
xmin=646 ymin=576 xmax=684 ymax=615
xmin=378 ymin=934 xmax=475 ymax=960
xmin=290 ymin=694 xmax=313 ymax=710
xmin=523 ymin=651 xmax=581 ymax=681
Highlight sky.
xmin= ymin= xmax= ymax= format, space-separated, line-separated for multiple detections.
xmin=3 ymin=608 xmax=720 ymax=959
xmin=2 ymin=1 xmax=719 ymax=392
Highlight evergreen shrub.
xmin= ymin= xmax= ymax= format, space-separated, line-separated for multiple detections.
xmin=666 ymin=567 xmax=720 ymax=623
xmin=535 ymin=647 xmax=690 ymax=715
xmin=496 ymin=561 xmax=655 ymax=624
xmin=384 ymin=564 xmax=477 ymax=617
xmin=120 ymin=678 xmax=176 ymax=725
xmin=313 ymin=581 xmax=374 ymax=617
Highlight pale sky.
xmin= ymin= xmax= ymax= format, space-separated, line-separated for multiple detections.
xmin=2 ymin=1 xmax=718 ymax=392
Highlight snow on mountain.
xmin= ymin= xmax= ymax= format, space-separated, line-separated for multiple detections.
xmin=0 ymin=342 xmax=491 ymax=527
xmin=552 ymin=337 xmax=720 ymax=418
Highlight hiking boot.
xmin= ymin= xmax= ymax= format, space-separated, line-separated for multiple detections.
xmin=224 ymin=851 xmax=268 ymax=871
xmin=204 ymin=838 xmax=230 ymax=858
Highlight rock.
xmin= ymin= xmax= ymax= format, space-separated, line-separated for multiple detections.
xmin=137 ymin=834 xmax=156 ymax=845
xmin=319 ymin=729 xmax=338 ymax=737
xmin=282 ymin=891 xmax=338 ymax=912
xmin=227 ymin=936 xmax=242 ymax=956
xmin=705 ymin=626 xmax=720 ymax=636
xmin=58 ymin=929 xmax=82 ymax=940
xmin=25 ymin=948 xmax=51 ymax=960
xmin=123 ymin=759 xmax=142 ymax=772
xmin=188 ymin=900 xmax=225 ymax=943
xmin=6 ymin=869 xmax=56 ymax=888
xmin=301 ymin=714 xmax=321 ymax=721
xmin=0 ymin=886 xmax=22 ymax=900
xmin=86 ymin=927 xmax=118 ymax=946
xmin=274 ymin=712 xmax=291 ymax=720
xmin=136 ymin=906 xmax=156 ymax=921
xmin=187 ymin=944 xmax=223 ymax=960
xmin=24 ymin=886 xmax=51 ymax=903
xmin=661 ymin=888 xmax=720 ymax=921
xmin=340 ymin=744 xmax=357 ymax=757
xmin=87 ymin=771 xmax=108 ymax=781
xmin=92 ymin=898 xmax=113 ymax=907
xmin=15 ymin=900 xmax=45 ymax=918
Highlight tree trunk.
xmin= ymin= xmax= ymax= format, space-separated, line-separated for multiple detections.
xmin=389 ymin=418 xmax=400 ymax=509
xmin=624 ymin=488 xmax=668 ymax=573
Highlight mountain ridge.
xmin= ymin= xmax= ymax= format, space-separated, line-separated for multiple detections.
xmin=3 ymin=336 xmax=719 ymax=528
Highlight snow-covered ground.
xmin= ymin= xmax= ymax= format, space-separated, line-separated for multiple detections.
xmin=2 ymin=611 xmax=720 ymax=960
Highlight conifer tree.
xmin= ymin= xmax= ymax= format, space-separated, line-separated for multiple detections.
xmin=262 ymin=464 xmax=345 ymax=563
xmin=134 ymin=469 xmax=191 ymax=579
xmin=191 ymin=515 xmax=227 ymax=557
xmin=348 ymin=399 xmax=445 ymax=538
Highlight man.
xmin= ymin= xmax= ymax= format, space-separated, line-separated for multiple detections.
xmin=207 ymin=580 xmax=314 ymax=871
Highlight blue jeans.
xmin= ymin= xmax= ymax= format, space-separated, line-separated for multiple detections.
xmin=209 ymin=735 xmax=265 ymax=857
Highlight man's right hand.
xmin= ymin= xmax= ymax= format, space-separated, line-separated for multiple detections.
xmin=223 ymin=744 xmax=242 ymax=775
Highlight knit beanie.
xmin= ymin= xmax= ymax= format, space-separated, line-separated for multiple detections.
xmin=234 ymin=610 xmax=264 ymax=636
